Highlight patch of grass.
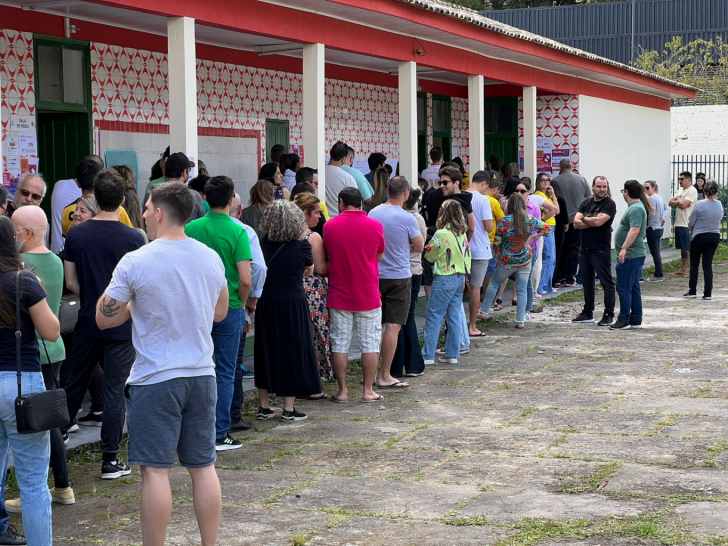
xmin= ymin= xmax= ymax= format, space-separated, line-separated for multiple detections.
xmin=326 ymin=515 xmax=350 ymax=529
xmin=516 ymin=346 xmax=541 ymax=358
xmin=501 ymin=406 xmax=538 ymax=428
xmin=384 ymin=424 xmax=429 ymax=448
xmin=262 ymin=477 xmax=318 ymax=506
xmin=703 ymin=439 xmax=728 ymax=467
xmin=291 ymin=531 xmax=310 ymax=545
xmin=542 ymin=289 xmax=585 ymax=306
xmin=558 ymin=461 xmax=621 ymax=493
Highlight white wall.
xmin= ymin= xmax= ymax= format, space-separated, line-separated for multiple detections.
xmin=99 ymin=131 xmax=259 ymax=200
xmin=578 ymin=95 xmax=671 ymax=244
xmin=671 ymin=105 xmax=728 ymax=156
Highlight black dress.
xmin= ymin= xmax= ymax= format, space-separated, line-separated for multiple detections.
xmin=254 ymin=236 xmax=322 ymax=397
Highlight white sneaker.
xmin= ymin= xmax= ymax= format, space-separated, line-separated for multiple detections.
xmin=424 ymin=359 xmax=435 ymax=366
xmin=435 ymin=348 xmax=446 ymax=355
xmin=439 ymin=357 xmax=458 ymax=365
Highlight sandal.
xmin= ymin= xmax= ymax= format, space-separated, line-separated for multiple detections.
xmin=496 ymin=298 xmax=502 ymax=305
xmin=491 ymin=303 xmax=503 ymax=311
xmin=511 ymin=300 xmax=518 ymax=306
xmin=514 ymin=322 xmax=524 ymax=329
xmin=477 ymin=312 xmax=489 ymax=320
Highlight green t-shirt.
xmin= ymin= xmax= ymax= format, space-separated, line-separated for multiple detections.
xmin=202 ymin=200 xmax=210 ymax=214
xmin=424 ymin=225 xmax=472 ymax=276
xmin=21 ymin=252 xmax=65 ymax=364
xmin=615 ymin=201 xmax=647 ymax=259
xmin=184 ymin=211 xmax=252 ymax=309
xmin=143 ymin=176 xmax=166 ymax=206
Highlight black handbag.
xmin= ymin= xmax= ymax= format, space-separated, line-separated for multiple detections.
xmin=58 ymin=294 xmax=79 ymax=336
xmin=14 ymin=271 xmax=70 ymax=434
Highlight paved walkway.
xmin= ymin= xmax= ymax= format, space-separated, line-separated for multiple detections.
xmin=44 ymin=247 xmax=728 ymax=545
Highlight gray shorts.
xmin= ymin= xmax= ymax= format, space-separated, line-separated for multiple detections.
xmin=125 ymin=375 xmax=217 ymax=468
xmin=470 ymin=259 xmax=489 ymax=288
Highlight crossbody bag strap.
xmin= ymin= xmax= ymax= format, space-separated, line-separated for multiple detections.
xmin=39 ymin=339 xmax=60 ymax=389
xmin=15 ymin=271 xmax=22 ymax=399
xmin=265 ymin=242 xmax=287 ymax=267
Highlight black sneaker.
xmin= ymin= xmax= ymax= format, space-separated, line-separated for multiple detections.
xmin=0 ymin=525 xmax=26 ymax=545
xmin=101 ymin=459 xmax=132 ymax=480
xmin=256 ymin=407 xmax=275 ymax=420
xmin=609 ymin=320 xmax=631 ymax=330
xmin=281 ymin=408 xmax=307 ymax=422
xmin=572 ymin=312 xmax=594 ymax=323
xmin=683 ymin=292 xmax=697 ymax=299
xmin=78 ymin=411 xmax=103 ymax=427
xmin=597 ymin=313 xmax=614 ymax=327
xmin=229 ymin=420 xmax=253 ymax=431
xmin=215 ymin=434 xmax=242 ymax=451
xmin=62 ymin=432 xmax=69 ymax=445
xmin=240 ymin=366 xmax=254 ymax=379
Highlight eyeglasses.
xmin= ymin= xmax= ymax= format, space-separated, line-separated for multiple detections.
xmin=518 ymin=189 xmax=529 ymax=194
xmin=621 ymin=189 xmax=629 ymax=193
xmin=438 ymin=180 xmax=452 ymax=186
xmin=18 ymin=188 xmax=42 ymax=201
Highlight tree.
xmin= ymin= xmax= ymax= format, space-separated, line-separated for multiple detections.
xmin=633 ymin=37 xmax=728 ymax=105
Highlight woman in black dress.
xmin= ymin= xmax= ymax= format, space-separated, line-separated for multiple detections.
xmin=254 ymin=200 xmax=322 ymax=422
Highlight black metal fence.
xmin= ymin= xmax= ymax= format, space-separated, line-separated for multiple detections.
xmin=670 ymin=155 xmax=728 ymax=243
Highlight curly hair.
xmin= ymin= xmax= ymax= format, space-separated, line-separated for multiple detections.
xmin=260 ymin=199 xmax=306 ymax=243
xmin=436 ymin=199 xmax=467 ymax=234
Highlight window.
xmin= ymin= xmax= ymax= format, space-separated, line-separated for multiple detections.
xmin=417 ymin=96 xmax=426 ymax=132
xmin=35 ymin=37 xmax=89 ymax=109
xmin=432 ymin=97 xmax=451 ymax=134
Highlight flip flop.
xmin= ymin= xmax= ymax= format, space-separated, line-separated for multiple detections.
xmin=307 ymin=393 xmax=330 ymax=401
xmin=378 ymin=380 xmax=409 ymax=389
xmin=330 ymin=396 xmax=348 ymax=404
xmin=362 ymin=394 xmax=384 ymax=403
xmin=470 ymin=331 xmax=486 ymax=337
xmin=491 ymin=304 xmax=503 ymax=311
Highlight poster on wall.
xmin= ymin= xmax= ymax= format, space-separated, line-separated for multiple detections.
xmin=537 ymin=137 xmax=553 ymax=173
xmin=385 ymin=159 xmax=398 ymax=179
xmin=551 ymin=148 xmax=569 ymax=174
xmin=3 ymin=127 xmax=38 ymax=197
xmin=352 ymin=157 xmax=368 ymax=176
xmin=519 ymin=150 xmax=524 ymax=175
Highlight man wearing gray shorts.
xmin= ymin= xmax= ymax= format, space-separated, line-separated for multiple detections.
xmin=466 ymin=171 xmax=494 ymax=336
xmin=96 ymin=183 xmax=229 ymax=546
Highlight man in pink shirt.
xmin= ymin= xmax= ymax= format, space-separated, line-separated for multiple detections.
xmin=324 ymin=187 xmax=385 ymax=403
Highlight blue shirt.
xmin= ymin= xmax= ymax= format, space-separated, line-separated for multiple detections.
xmin=341 ymin=165 xmax=374 ymax=201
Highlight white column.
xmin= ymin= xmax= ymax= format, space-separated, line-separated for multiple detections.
xmin=398 ymin=61 xmax=417 ymax=186
xmin=303 ymin=43 xmax=326 ymax=197
xmin=522 ymin=86 xmax=537 ymax=179
xmin=468 ymin=75 xmax=485 ymax=174
xmin=167 ymin=17 xmax=198 ymax=162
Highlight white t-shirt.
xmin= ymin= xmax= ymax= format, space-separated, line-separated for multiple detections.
xmin=528 ymin=194 xmax=546 ymax=209
xmin=50 ymin=179 xmax=81 ymax=253
xmin=368 ymin=204 xmax=421 ymax=280
xmin=324 ymin=165 xmax=357 ymax=218
xmin=469 ymin=191 xmax=493 ymax=260
xmin=421 ymin=165 xmax=441 ymax=190
xmin=105 ymin=238 xmax=227 ymax=386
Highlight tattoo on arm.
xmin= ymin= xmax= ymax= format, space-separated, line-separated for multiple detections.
xmin=99 ymin=297 xmax=121 ymax=318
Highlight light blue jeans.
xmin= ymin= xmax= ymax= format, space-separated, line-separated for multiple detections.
xmin=480 ymin=262 xmax=532 ymax=323
xmin=423 ymin=274 xmax=465 ymax=360
xmin=0 ymin=372 xmax=52 ymax=544
xmin=538 ymin=231 xmax=557 ymax=293
xmin=457 ymin=303 xmax=470 ymax=353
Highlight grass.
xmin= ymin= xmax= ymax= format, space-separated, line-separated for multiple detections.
xmin=558 ymin=461 xmax=622 ymax=493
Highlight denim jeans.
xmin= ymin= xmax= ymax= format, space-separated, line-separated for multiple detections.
xmin=538 ymin=231 xmax=556 ymax=293
xmin=646 ymin=227 xmax=664 ymax=278
xmin=526 ymin=251 xmax=539 ymax=312
xmin=579 ymin=248 xmax=615 ymax=316
xmin=458 ymin=303 xmax=470 ymax=352
xmin=212 ymin=308 xmax=244 ymax=439
xmin=422 ymin=274 xmax=465 ymax=360
xmin=481 ymin=262 xmax=531 ymax=323
xmin=392 ymin=275 xmax=425 ymax=376
xmin=0 ymin=372 xmax=52 ymax=544
xmin=615 ymin=256 xmax=646 ymax=325
xmin=230 ymin=331 xmax=248 ymax=424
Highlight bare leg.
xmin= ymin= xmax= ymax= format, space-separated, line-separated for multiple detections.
xmin=680 ymin=252 xmax=689 ymax=275
xmin=188 ymin=465 xmax=222 ymax=546
xmin=468 ymin=286 xmax=483 ymax=335
xmin=424 ymin=285 xmax=431 ymax=300
xmin=140 ymin=466 xmax=173 ymax=546
xmin=378 ymin=323 xmax=408 ymax=387
xmin=283 ymin=396 xmax=296 ymax=412
xmin=361 ymin=353 xmax=381 ymax=401
xmin=258 ymin=389 xmax=270 ymax=409
xmin=332 ymin=352 xmax=349 ymax=401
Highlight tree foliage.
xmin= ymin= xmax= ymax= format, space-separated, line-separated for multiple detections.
xmin=633 ymin=37 xmax=728 ymax=105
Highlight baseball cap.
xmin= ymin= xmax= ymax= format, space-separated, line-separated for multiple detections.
xmin=166 ymin=152 xmax=195 ymax=173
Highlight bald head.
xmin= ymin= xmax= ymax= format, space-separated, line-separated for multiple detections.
xmin=12 ymin=205 xmax=48 ymax=252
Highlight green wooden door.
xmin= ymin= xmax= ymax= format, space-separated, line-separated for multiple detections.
xmin=265 ymin=119 xmax=290 ymax=163
xmin=484 ymin=97 xmax=518 ymax=166
xmin=432 ymin=95 xmax=451 ymax=161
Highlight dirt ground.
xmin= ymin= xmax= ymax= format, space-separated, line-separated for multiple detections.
xmin=41 ymin=258 xmax=728 ymax=545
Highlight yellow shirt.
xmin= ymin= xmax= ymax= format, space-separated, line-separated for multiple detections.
xmin=535 ymin=191 xmax=556 ymax=226
xmin=486 ymin=195 xmax=504 ymax=243
xmin=320 ymin=201 xmax=330 ymax=221
xmin=62 ymin=201 xmax=133 ymax=236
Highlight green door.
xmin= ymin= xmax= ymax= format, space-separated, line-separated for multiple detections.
xmin=432 ymin=95 xmax=451 ymax=162
xmin=484 ymin=97 xmax=518 ymax=167
xmin=265 ymin=119 xmax=290 ymax=163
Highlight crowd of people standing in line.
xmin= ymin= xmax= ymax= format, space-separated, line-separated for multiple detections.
xmin=0 ymin=136 xmax=723 ymax=544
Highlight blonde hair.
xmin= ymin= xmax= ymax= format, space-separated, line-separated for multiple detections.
xmin=78 ymin=195 xmax=98 ymax=217
xmin=293 ymin=192 xmax=320 ymax=214
xmin=436 ymin=199 xmax=467 ymax=234
xmin=506 ymin=193 xmax=528 ymax=236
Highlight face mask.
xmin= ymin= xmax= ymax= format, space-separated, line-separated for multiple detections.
xmin=16 ymin=240 xmax=24 ymax=251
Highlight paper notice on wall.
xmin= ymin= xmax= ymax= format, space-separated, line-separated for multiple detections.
xmin=5 ymin=134 xmax=20 ymax=173
xmin=10 ymin=115 xmax=35 ymax=132
xmin=188 ymin=156 xmax=196 ymax=179
xmin=385 ymin=159 xmax=398 ymax=179
xmin=19 ymin=132 xmax=37 ymax=157
xmin=551 ymin=148 xmax=569 ymax=174
xmin=352 ymin=157 xmax=368 ymax=175
xmin=536 ymin=137 xmax=553 ymax=174
xmin=451 ymin=143 xmax=460 ymax=160
xmin=27 ymin=157 xmax=39 ymax=174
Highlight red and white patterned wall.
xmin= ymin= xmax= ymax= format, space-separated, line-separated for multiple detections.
xmin=0 ymin=30 xmax=35 ymax=146
xmin=518 ymin=95 xmax=580 ymax=172
xmin=451 ymin=97 xmax=469 ymax=168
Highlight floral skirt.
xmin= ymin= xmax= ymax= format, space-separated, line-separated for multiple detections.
xmin=304 ymin=273 xmax=333 ymax=381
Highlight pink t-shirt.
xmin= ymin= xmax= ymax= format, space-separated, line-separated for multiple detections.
xmin=323 ymin=210 xmax=386 ymax=312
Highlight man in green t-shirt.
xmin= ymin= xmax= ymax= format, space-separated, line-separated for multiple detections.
xmin=611 ymin=180 xmax=649 ymax=331
xmin=185 ymin=176 xmax=252 ymax=451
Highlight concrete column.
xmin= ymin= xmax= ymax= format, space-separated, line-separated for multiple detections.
xmin=167 ymin=17 xmax=198 ymax=162
xmin=468 ymin=75 xmax=485 ymax=174
xmin=522 ymin=86 xmax=537 ymax=179
xmin=398 ymin=61 xmax=417 ymax=186
xmin=303 ymin=43 xmax=326 ymax=197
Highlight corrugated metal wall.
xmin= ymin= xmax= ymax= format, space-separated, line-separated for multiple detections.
xmin=483 ymin=0 xmax=728 ymax=65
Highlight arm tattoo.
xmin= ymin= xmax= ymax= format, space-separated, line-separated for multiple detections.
xmin=99 ymin=297 xmax=121 ymax=318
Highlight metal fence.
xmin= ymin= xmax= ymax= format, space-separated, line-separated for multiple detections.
xmin=670 ymin=154 xmax=728 ymax=242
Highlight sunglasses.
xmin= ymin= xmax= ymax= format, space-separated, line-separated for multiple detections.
xmin=518 ymin=189 xmax=529 ymax=194
xmin=678 ymin=177 xmax=687 ymax=181
xmin=18 ymin=188 xmax=42 ymax=201
xmin=438 ymin=180 xmax=452 ymax=186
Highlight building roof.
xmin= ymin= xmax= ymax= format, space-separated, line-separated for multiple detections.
xmin=401 ymin=0 xmax=698 ymax=92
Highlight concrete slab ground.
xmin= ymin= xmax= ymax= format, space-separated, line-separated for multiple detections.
xmin=34 ymin=247 xmax=728 ymax=544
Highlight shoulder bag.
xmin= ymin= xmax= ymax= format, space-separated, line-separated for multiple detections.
xmin=14 ymin=271 xmax=70 ymax=434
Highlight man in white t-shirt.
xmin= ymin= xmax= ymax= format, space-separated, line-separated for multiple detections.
xmin=324 ymin=141 xmax=357 ymax=218
xmin=96 ymin=182 xmax=229 ymax=546
xmin=466 ymin=171 xmax=494 ymax=336
xmin=420 ymin=147 xmax=443 ymax=190
xmin=669 ymin=171 xmax=698 ymax=277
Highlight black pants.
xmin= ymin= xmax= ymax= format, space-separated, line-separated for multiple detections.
xmin=42 ymin=363 xmax=70 ymax=489
xmin=63 ymin=333 xmax=134 ymax=457
xmin=392 ymin=274 xmax=425 ymax=377
xmin=556 ymin=224 xmax=581 ymax=284
xmin=60 ymin=363 xmax=103 ymax=414
xmin=646 ymin=227 xmax=664 ymax=278
xmin=689 ymin=233 xmax=720 ymax=296
xmin=553 ymin=224 xmax=566 ymax=287
xmin=579 ymin=248 xmax=615 ymax=316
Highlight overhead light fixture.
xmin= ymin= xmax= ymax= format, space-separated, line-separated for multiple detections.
xmin=21 ymin=0 xmax=79 ymax=10
xmin=254 ymin=44 xmax=304 ymax=56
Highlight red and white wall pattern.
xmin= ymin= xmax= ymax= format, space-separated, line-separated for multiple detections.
xmin=519 ymin=95 xmax=580 ymax=172
xmin=0 ymin=30 xmax=35 ymax=150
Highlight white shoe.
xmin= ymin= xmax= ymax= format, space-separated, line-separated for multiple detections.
xmin=424 ymin=359 xmax=435 ymax=365
xmin=435 ymin=348 xmax=446 ymax=355
xmin=439 ymin=357 xmax=458 ymax=365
